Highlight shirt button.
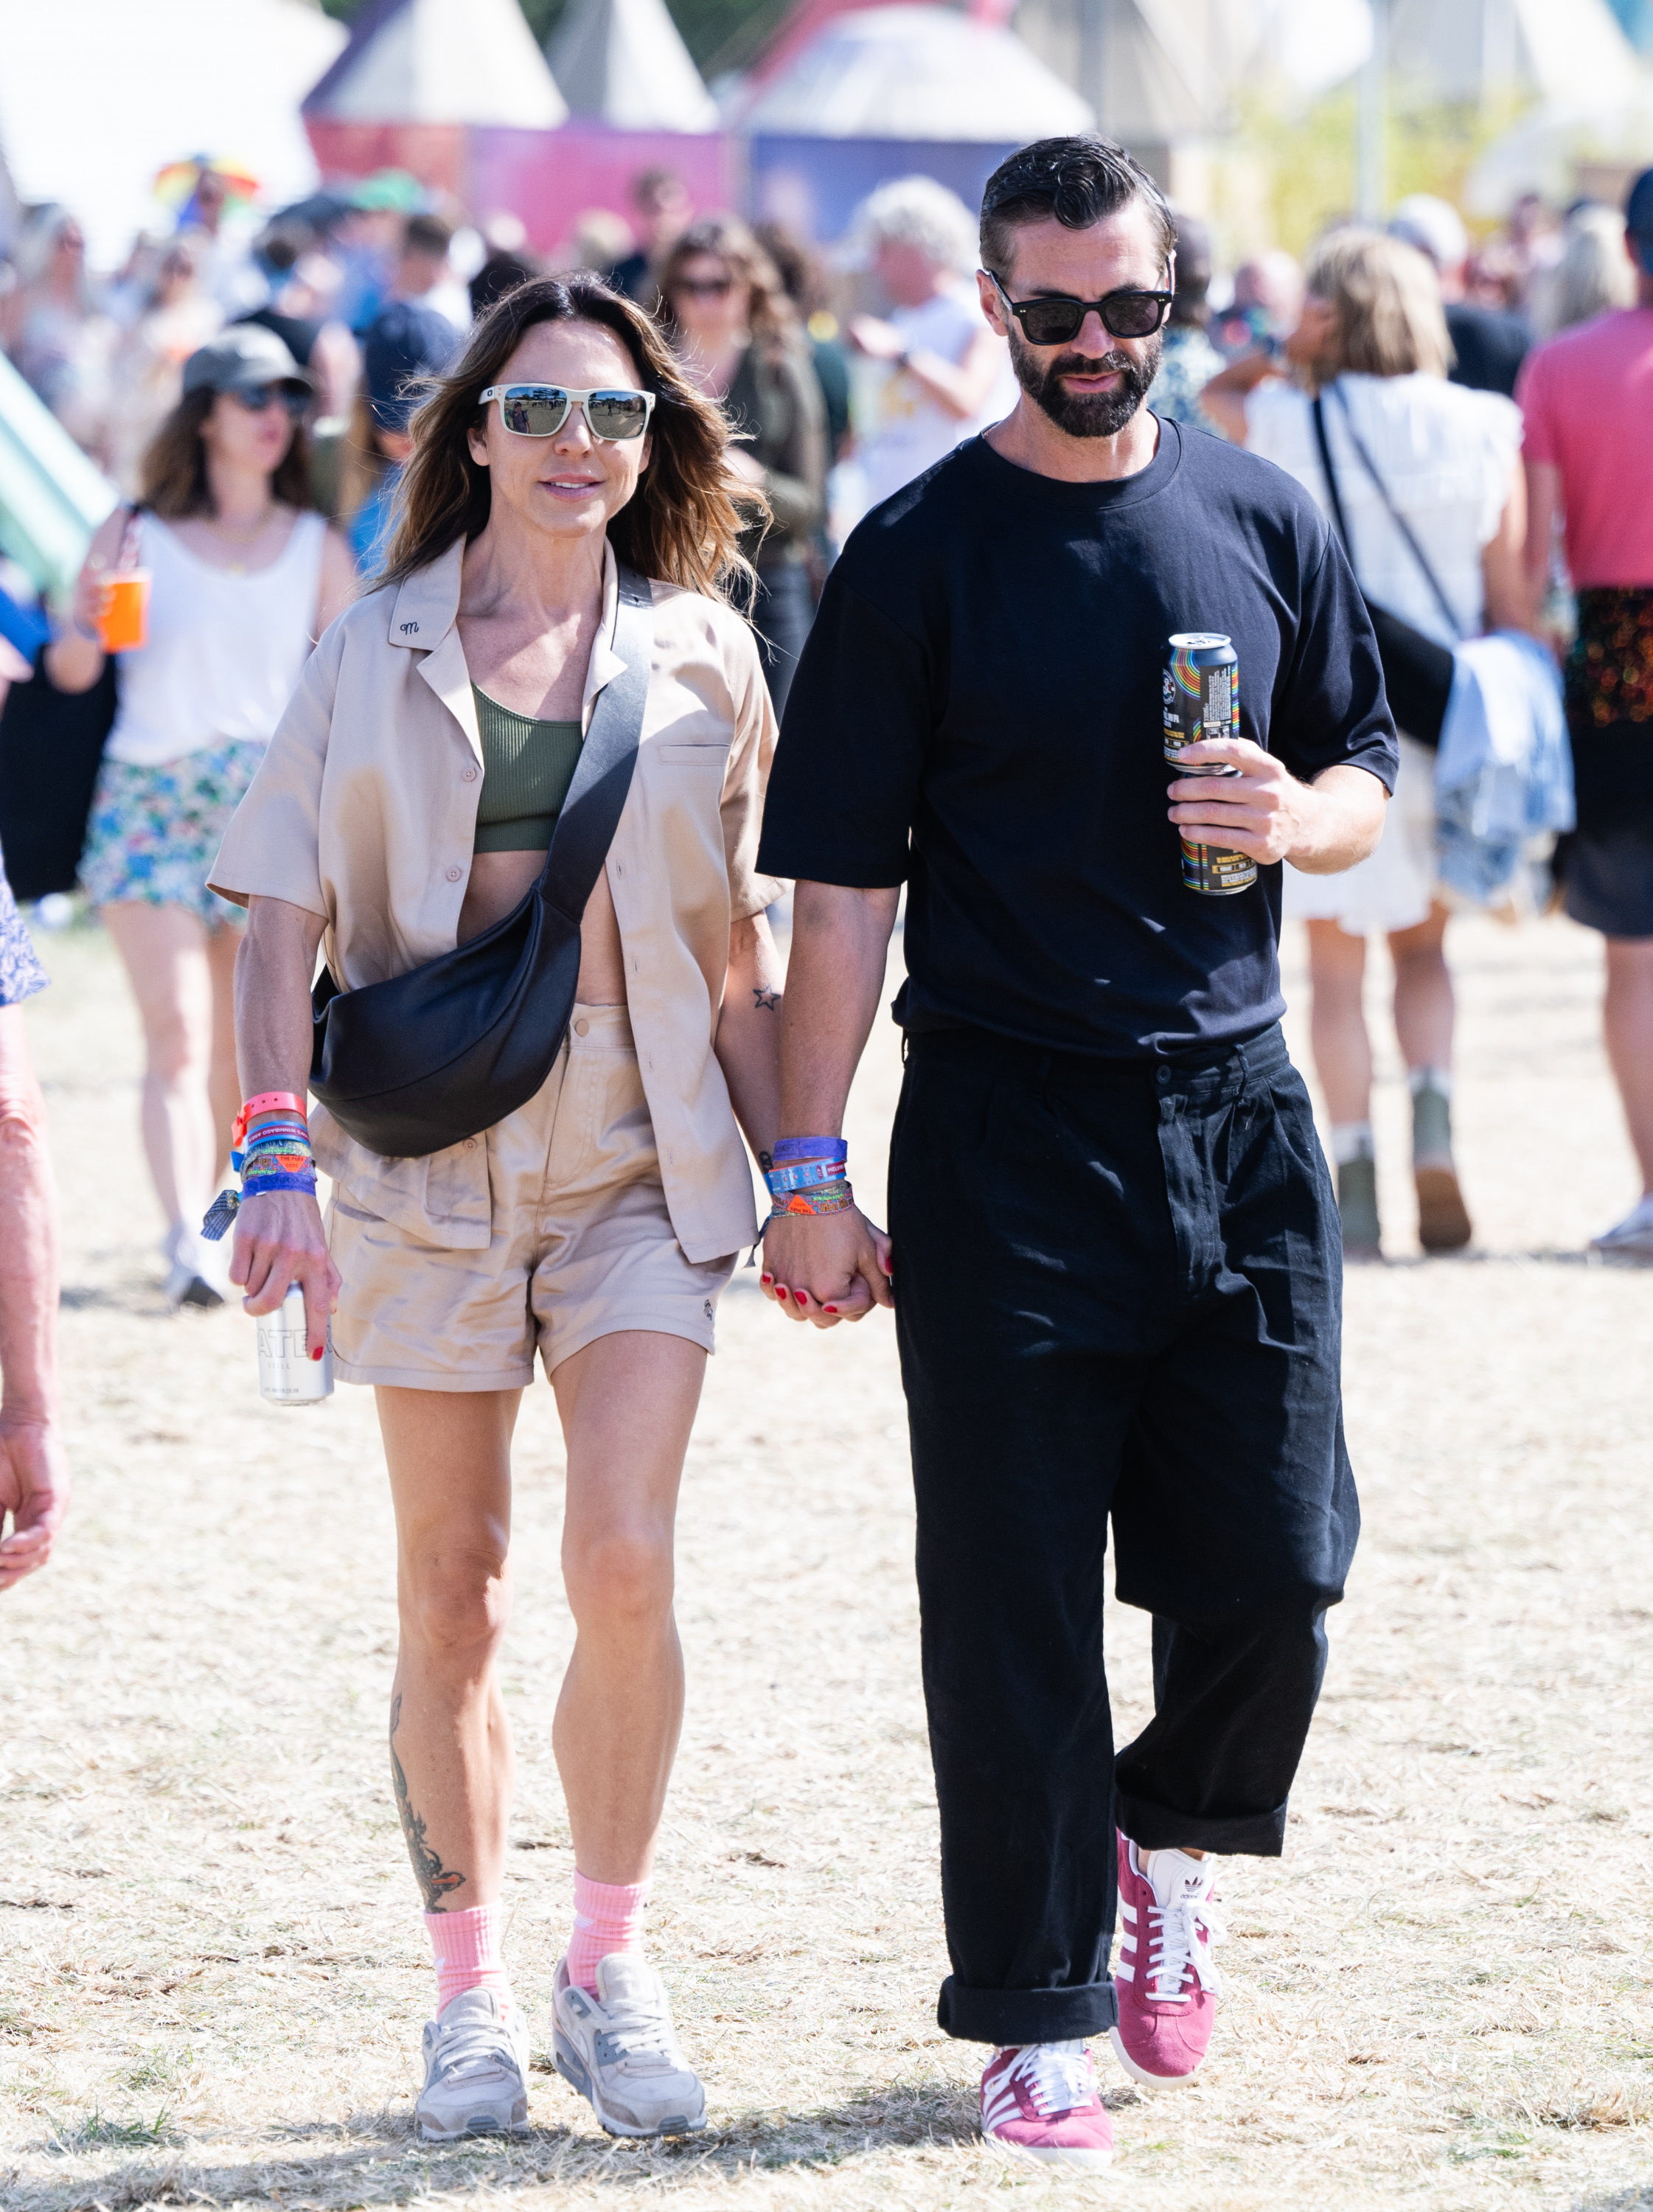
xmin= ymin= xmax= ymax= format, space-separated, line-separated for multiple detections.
xmin=574 ymin=1018 xmax=589 ymax=1035
xmin=462 ymin=764 xmax=478 ymax=782
xmin=1157 ymin=1068 xmax=1170 ymax=1085
xmin=464 ymin=1138 xmax=477 ymax=1150
xmin=446 ymin=866 xmax=462 ymax=882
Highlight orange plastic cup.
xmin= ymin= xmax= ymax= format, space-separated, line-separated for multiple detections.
xmin=97 ymin=568 xmax=150 ymax=652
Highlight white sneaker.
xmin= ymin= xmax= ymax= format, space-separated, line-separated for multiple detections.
xmin=1591 ymin=1197 xmax=1653 ymax=1262
xmin=415 ymin=1988 xmax=530 ymax=2143
xmin=552 ymin=1954 xmax=706 ymax=2138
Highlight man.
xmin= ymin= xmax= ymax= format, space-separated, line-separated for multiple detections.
xmin=1146 ymin=209 xmax=1224 ymax=435
xmin=1519 ymin=169 xmax=1653 ymax=1259
xmin=1389 ymin=192 xmax=1528 ymax=398
xmin=0 ymin=837 xmax=69 ymax=1593
xmin=387 ymin=212 xmax=468 ymax=335
xmin=843 ymin=175 xmax=1013 ymax=514
xmin=755 ymin=135 xmax=1393 ymax=2171
xmin=608 ymin=168 xmax=692 ymax=309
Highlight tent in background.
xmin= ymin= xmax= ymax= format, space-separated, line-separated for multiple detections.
xmin=737 ymin=3 xmax=1092 ymax=240
xmin=303 ymin=0 xmax=566 ymax=192
xmin=0 ymin=353 xmax=116 ymax=599
xmin=549 ymin=0 xmax=720 ymax=131
xmin=0 ymin=0 xmax=344 ymax=267
xmin=734 ymin=4 xmax=1092 ymax=136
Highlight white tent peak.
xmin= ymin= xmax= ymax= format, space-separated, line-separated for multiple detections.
xmin=304 ymin=0 xmax=567 ymax=128
xmin=731 ymin=4 xmax=1094 ymax=139
xmin=549 ymin=0 xmax=719 ymax=131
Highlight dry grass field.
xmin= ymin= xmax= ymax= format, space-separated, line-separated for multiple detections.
xmin=4 ymin=907 xmax=1652 ymax=2212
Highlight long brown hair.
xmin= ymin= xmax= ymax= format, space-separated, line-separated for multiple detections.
xmin=140 ymin=387 xmax=315 ymax=519
xmin=658 ymin=214 xmax=798 ymax=357
xmin=377 ymin=272 xmax=761 ymax=601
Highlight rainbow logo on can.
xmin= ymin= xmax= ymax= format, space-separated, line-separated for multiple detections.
xmin=1162 ymin=630 xmax=1256 ymax=897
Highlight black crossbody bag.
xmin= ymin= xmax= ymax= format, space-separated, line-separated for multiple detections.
xmin=309 ymin=562 xmax=652 ymax=1159
xmin=1310 ymin=384 xmax=1458 ymax=749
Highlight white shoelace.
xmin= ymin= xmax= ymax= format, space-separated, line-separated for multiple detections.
xmin=1007 ymin=2039 xmax=1096 ymax=2115
xmin=433 ymin=2014 xmax=518 ymax=2081
xmin=601 ymin=1991 xmax=685 ymax=2071
xmin=1144 ymin=1893 xmax=1226 ymax=2002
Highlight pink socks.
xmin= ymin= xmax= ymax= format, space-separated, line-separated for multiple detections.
xmin=425 ymin=1902 xmax=511 ymax=2015
xmin=567 ymin=1869 xmax=649 ymax=1992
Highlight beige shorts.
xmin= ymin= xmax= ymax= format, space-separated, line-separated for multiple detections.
xmin=327 ymin=1004 xmax=737 ymax=1391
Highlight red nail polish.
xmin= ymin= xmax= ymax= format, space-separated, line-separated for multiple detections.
xmin=824 ymin=1304 xmax=838 ymax=1313
xmin=760 ymin=1273 xmax=773 ymax=1285
xmin=311 ymin=1346 xmax=324 ymax=1362
xmin=793 ymin=1290 xmax=807 ymax=1305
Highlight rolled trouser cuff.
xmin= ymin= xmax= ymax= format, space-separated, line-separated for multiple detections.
xmin=937 ymin=1974 xmax=1118 ymax=2045
xmin=1114 ymin=1788 xmax=1289 ymax=1858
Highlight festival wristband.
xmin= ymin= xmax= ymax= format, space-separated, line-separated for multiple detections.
xmin=770 ymin=1180 xmax=856 ymax=1219
xmin=232 ymin=1092 xmax=309 ymax=1146
xmin=764 ymin=1158 xmax=848 ymax=1197
xmin=773 ymin=1136 xmax=847 ymax=1165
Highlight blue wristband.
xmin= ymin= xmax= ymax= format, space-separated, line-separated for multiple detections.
xmin=764 ymin=1158 xmax=849 ymax=1196
xmin=773 ymin=1136 xmax=848 ymax=1165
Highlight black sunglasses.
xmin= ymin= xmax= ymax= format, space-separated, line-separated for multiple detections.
xmin=984 ymin=268 xmax=1174 ymax=346
xmin=230 ymin=383 xmax=309 ymax=420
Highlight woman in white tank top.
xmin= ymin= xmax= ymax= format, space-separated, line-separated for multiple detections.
xmin=47 ymin=327 xmax=355 ymax=1307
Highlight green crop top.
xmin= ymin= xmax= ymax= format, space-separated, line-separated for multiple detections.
xmin=471 ymin=686 xmax=583 ymax=853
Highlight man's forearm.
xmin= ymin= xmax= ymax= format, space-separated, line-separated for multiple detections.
xmin=778 ymin=882 xmax=902 ymax=1136
xmin=1287 ymin=763 xmax=1391 ymax=876
xmin=0 ymin=1029 xmax=58 ymax=1420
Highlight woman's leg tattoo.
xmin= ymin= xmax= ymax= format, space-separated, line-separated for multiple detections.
xmin=390 ymin=1692 xmax=467 ymax=1911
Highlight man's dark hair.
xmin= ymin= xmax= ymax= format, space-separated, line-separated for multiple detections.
xmin=981 ymin=136 xmax=1177 ymax=278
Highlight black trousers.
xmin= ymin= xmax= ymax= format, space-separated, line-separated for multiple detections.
xmin=888 ymin=1022 xmax=1359 ymax=2047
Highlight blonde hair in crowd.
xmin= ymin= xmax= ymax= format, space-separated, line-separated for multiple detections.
xmin=1305 ymin=229 xmax=1452 ymax=383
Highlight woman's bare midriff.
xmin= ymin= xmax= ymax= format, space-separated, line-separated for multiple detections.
xmin=457 ymin=849 xmax=629 ymax=1006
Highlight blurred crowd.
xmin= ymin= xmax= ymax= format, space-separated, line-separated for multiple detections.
xmin=3 ymin=147 xmax=1653 ymax=1293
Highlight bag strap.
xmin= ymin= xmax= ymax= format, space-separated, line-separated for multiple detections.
xmin=1309 ymin=394 xmax=1357 ymax=563
xmin=537 ymin=560 xmax=653 ymax=923
xmin=1325 ymin=380 xmax=1464 ymax=643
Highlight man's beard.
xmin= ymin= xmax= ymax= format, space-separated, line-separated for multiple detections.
xmin=1009 ymin=330 xmax=1163 ymax=438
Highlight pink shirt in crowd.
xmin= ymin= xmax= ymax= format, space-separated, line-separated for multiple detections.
xmin=1517 ymin=305 xmax=1653 ymax=588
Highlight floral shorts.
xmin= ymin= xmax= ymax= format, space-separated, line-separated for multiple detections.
xmin=0 ymin=838 xmax=48 ymax=1006
xmin=81 ymin=738 xmax=265 ymax=927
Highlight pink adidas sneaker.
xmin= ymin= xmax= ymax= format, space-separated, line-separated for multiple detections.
xmin=1110 ymin=1832 xmax=1225 ymax=2087
xmin=979 ymin=2041 xmax=1114 ymax=2168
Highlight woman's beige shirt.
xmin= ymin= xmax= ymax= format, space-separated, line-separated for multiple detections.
xmin=209 ymin=538 xmax=779 ymax=1265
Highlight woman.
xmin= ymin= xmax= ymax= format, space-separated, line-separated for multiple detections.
xmin=659 ymin=215 xmax=824 ymax=714
xmin=209 ymin=274 xmax=784 ymax=2142
xmin=48 ymin=325 xmax=355 ymax=1309
xmin=107 ymin=237 xmax=223 ymax=495
xmin=1203 ymin=230 xmax=1527 ymax=1259
xmin=1 ymin=204 xmax=114 ymax=460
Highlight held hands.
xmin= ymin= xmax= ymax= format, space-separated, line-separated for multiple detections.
xmin=230 ymin=1189 xmax=339 ymax=1359
xmin=1168 ymin=738 xmax=1311 ymax=866
xmin=761 ymin=1207 xmax=894 ymax=1329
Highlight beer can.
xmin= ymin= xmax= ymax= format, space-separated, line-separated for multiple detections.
xmin=1162 ymin=631 xmax=1258 ymax=896
xmin=257 ymin=1282 xmax=334 ymax=1407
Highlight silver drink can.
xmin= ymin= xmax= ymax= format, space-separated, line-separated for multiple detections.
xmin=257 ymin=1283 xmax=334 ymax=1407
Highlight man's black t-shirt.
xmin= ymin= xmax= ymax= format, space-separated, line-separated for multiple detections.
xmin=756 ymin=420 xmax=1396 ymax=1060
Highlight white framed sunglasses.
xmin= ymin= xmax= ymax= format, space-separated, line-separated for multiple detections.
xmin=478 ymin=383 xmax=655 ymax=442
